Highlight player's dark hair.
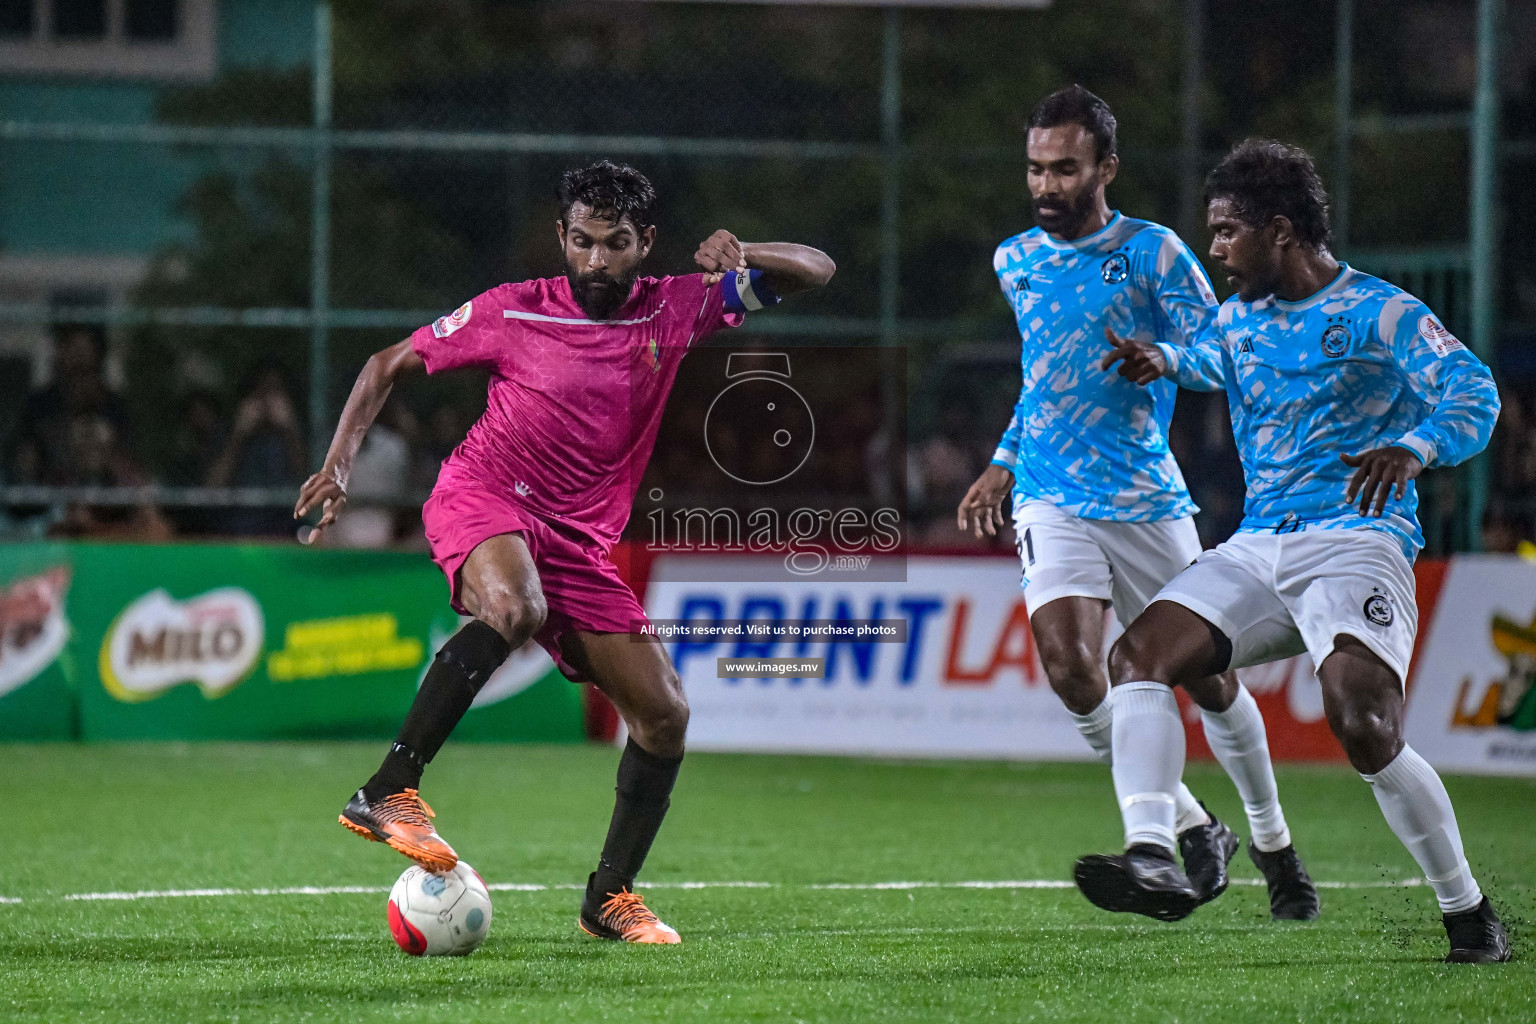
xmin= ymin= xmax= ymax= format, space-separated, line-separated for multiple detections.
xmin=557 ymin=160 xmax=657 ymax=231
xmin=1028 ymin=85 xmax=1117 ymax=162
xmin=1205 ymin=139 xmax=1333 ymax=251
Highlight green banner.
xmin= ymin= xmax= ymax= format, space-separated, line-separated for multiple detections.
xmin=0 ymin=543 xmax=76 ymax=740
xmin=0 ymin=542 xmax=583 ymax=743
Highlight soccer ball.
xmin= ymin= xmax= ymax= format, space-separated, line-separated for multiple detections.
xmin=387 ymin=861 xmax=492 ymax=956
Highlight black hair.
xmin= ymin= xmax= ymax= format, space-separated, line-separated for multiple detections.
xmin=1204 ymin=139 xmax=1332 ymax=251
xmin=556 ymin=160 xmax=657 ymax=231
xmin=238 ymin=356 xmax=298 ymax=398
xmin=51 ymin=322 xmax=107 ymax=364
xmin=1028 ymin=84 xmax=1117 ymax=162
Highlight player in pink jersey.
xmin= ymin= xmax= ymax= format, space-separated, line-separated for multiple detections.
xmin=295 ymin=161 xmax=834 ymax=943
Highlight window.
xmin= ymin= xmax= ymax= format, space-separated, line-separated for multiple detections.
xmin=0 ymin=0 xmax=212 ymax=80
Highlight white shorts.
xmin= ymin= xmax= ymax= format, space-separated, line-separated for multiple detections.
xmin=1010 ymin=496 xmax=1203 ymax=628
xmin=1154 ymin=528 xmax=1418 ymax=684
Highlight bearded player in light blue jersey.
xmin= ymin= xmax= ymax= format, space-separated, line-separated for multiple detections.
xmin=957 ymin=86 xmax=1317 ymax=921
xmin=1072 ymin=139 xmax=1510 ymax=963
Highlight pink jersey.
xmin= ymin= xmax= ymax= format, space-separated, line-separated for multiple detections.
xmin=410 ymin=274 xmax=741 ymax=551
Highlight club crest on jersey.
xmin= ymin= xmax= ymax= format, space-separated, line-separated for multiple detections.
xmin=1363 ymin=588 xmax=1394 ymax=627
xmin=1101 ymin=253 xmax=1129 ymax=285
xmin=432 ymin=301 xmax=472 ymax=338
xmin=1321 ymin=316 xmax=1351 ymax=358
xmin=647 ymin=337 xmax=661 ymax=372
xmin=1418 ymin=314 xmax=1465 ymax=357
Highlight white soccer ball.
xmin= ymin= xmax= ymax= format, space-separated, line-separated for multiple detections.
xmin=387 ymin=861 xmax=492 ymax=956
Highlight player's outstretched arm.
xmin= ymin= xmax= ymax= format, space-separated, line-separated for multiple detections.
xmin=293 ymin=338 xmax=424 ymax=543
xmin=694 ymin=229 xmax=835 ymax=297
xmin=1147 ymin=231 xmax=1226 ymax=391
xmin=1100 ymin=324 xmax=1225 ymax=393
xmin=1098 ymin=326 xmax=1169 ymax=387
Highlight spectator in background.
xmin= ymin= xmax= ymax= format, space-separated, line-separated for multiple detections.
xmin=914 ymin=401 xmax=995 ymax=546
xmin=410 ymin=401 xmax=470 ymax=494
xmin=1486 ymin=383 xmax=1536 ymax=552
xmin=1494 ymin=384 xmax=1536 ymax=499
xmin=915 ymin=403 xmax=982 ymax=505
xmin=207 ymin=361 xmax=307 ymax=536
xmin=6 ymin=324 xmax=131 ymax=485
xmin=163 ymin=390 xmax=228 ymax=535
xmin=49 ymin=411 xmax=172 ymax=540
xmin=1482 ymin=501 xmax=1525 ymax=554
xmin=326 ymin=398 xmax=416 ymax=548
xmin=393 ymin=400 xmax=474 ymax=550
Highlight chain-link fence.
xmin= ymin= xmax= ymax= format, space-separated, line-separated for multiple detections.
xmin=1 ymin=0 xmax=1528 ymax=553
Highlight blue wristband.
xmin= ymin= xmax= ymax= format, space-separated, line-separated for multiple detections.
xmin=720 ymin=269 xmax=781 ymax=314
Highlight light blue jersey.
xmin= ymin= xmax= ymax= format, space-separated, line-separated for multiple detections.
xmin=991 ymin=212 xmax=1221 ymax=522
xmin=1160 ymin=264 xmax=1499 ymax=559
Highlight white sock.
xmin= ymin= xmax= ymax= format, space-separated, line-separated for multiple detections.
xmin=1362 ymin=746 xmax=1482 ymax=914
xmin=1072 ymin=695 xmax=1207 ymax=834
xmin=1110 ymin=680 xmax=1186 ymax=851
xmin=1173 ymin=784 xmax=1210 ymax=835
xmin=1201 ymin=684 xmax=1292 ymax=852
xmin=1068 ymin=695 xmax=1116 ymax=764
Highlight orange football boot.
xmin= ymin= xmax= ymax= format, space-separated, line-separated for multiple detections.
xmin=578 ymin=888 xmax=682 ymax=944
xmin=338 ymin=787 xmax=458 ymax=873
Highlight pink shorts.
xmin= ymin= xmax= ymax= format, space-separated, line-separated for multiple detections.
xmin=422 ymin=484 xmax=650 ymax=681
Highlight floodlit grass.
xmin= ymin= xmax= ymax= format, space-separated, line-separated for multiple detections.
xmin=3 ymin=743 xmax=1532 ymax=1022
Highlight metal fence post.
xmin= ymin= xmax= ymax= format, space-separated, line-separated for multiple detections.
xmin=1177 ymin=0 xmax=1204 ymax=242
xmin=1334 ymin=0 xmax=1352 ymax=252
xmin=309 ymin=1 xmax=334 ymax=468
xmin=1467 ymin=0 xmax=1503 ymax=552
xmin=880 ymin=6 xmax=901 ymax=350
xmin=879 ymin=7 xmax=904 ymax=513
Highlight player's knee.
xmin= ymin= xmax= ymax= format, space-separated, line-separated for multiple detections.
xmin=1106 ymin=630 xmax=1165 ymax=687
xmin=1040 ymin=652 xmax=1106 ymax=715
xmin=655 ymin=691 xmax=690 ymax=750
xmin=1183 ymin=671 xmax=1240 ymax=713
xmin=637 ymin=680 xmax=689 ymax=755
xmin=1319 ymin=637 xmax=1405 ymax=772
xmin=1320 ymin=680 xmax=1402 ymax=773
xmin=479 ymin=586 xmax=546 ymax=646
xmin=1324 ymin=701 xmax=1403 ymax=773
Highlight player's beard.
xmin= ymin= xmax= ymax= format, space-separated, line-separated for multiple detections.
xmin=567 ymin=266 xmax=640 ymax=321
xmin=1228 ymin=261 xmax=1279 ymax=303
xmin=1032 ymin=178 xmax=1100 ymax=238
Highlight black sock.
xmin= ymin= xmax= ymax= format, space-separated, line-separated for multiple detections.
xmin=367 ymin=741 xmax=427 ymax=799
xmin=363 ymin=619 xmax=510 ymax=802
xmin=587 ymin=739 xmax=683 ymax=904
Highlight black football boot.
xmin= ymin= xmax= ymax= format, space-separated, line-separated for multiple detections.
xmin=1247 ymin=842 xmax=1321 ymax=921
xmin=1443 ymin=897 xmax=1511 ymax=963
xmin=1074 ymin=843 xmax=1203 ymax=922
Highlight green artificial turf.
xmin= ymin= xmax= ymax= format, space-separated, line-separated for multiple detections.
xmin=3 ymin=743 xmax=1532 ymax=1023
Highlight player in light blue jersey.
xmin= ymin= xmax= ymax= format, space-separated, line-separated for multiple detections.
xmin=958 ymin=87 xmax=1316 ymax=921
xmin=1074 ymin=140 xmax=1510 ymax=963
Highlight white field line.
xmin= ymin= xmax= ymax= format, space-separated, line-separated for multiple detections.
xmin=2 ymin=877 xmax=1423 ymax=905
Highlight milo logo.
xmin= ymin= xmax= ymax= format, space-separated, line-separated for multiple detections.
xmin=100 ymin=588 xmax=265 ymax=702
xmin=0 ymin=566 xmax=72 ymax=700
